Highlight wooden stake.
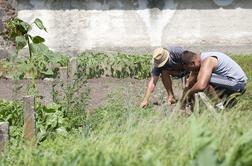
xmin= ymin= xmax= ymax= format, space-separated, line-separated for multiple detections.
xmin=23 ymin=96 xmax=36 ymax=145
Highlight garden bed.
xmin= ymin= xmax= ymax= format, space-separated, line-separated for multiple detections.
xmin=0 ymin=76 xmax=184 ymax=110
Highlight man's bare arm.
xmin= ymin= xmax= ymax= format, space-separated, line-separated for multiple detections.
xmin=186 ymin=71 xmax=198 ymax=89
xmin=180 ymin=71 xmax=198 ymax=107
xmin=161 ymin=71 xmax=176 ymax=104
xmin=182 ymin=57 xmax=218 ymax=103
xmin=140 ymin=75 xmax=159 ymax=108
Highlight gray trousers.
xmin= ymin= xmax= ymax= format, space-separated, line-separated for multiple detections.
xmin=209 ymin=74 xmax=246 ymax=94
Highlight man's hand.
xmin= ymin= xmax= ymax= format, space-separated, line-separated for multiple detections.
xmin=140 ymin=100 xmax=148 ymax=108
xmin=140 ymin=75 xmax=159 ymax=109
xmin=168 ymin=96 xmax=177 ymax=105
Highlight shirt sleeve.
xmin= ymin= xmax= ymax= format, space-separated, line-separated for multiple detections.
xmin=169 ymin=46 xmax=185 ymax=54
xmin=152 ymin=67 xmax=161 ymax=76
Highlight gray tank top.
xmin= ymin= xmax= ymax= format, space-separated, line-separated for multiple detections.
xmin=200 ymin=52 xmax=248 ymax=83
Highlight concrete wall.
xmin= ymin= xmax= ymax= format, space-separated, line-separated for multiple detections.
xmin=10 ymin=0 xmax=252 ymax=54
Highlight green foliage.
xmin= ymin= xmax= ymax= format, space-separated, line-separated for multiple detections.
xmin=2 ymin=18 xmax=31 ymax=42
xmin=36 ymin=102 xmax=68 ymax=142
xmin=2 ymin=95 xmax=252 ymax=166
xmin=0 ymin=99 xmax=86 ymax=143
xmin=32 ymin=36 xmax=45 ymax=44
xmin=15 ymin=36 xmax=27 ymax=51
xmin=0 ymin=52 xmax=252 ymax=165
xmin=2 ymin=17 xmax=48 ymax=96
xmin=3 ymin=17 xmax=46 ymax=54
xmin=34 ymin=18 xmax=47 ymax=32
xmin=52 ymin=69 xmax=89 ymax=133
xmin=0 ymin=43 xmax=69 ymax=79
xmin=0 ymin=100 xmax=22 ymax=126
xmin=2 ymin=17 xmax=69 ymax=73
xmin=2 ymin=17 xmax=69 ymax=80
xmin=77 ymin=52 xmax=152 ymax=79
xmin=29 ymin=43 xmax=69 ymax=78
xmin=223 ymin=131 xmax=252 ymax=166
xmin=84 ymin=98 xmax=129 ymax=134
xmin=2 ymin=50 xmax=151 ymax=80
xmin=188 ymin=118 xmax=219 ymax=166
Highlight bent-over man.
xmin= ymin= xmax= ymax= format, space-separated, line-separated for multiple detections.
xmin=181 ymin=50 xmax=248 ymax=107
xmin=140 ymin=47 xmax=189 ymax=108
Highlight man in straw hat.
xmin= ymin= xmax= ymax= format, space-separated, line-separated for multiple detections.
xmin=140 ymin=47 xmax=188 ymax=108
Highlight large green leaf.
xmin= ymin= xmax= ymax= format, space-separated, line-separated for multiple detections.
xmin=15 ymin=36 xmax=27 ymax=51
xmin=17 ymin=62 xmax=33 ymax=72
xmin=19 ymin=22 xmax=31 ymax=34
xmin=43 ymin=102 xmax=61 ymax=113
xmin=34 ymin=18 xmax=47 ymax=32
xmin=40 ymin=68 xmax=54 ymax=76
xmin=32 ymin=36 xmax=45 ymax=44
xmin=12 ymin=71 xmax=25 ymax=80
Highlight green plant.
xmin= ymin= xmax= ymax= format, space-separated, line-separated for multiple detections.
xmin=0 ymin=99 xmax=23 ymax=126
xmin=0 ymin=52 xmax=251 ymax=166
xmin=0 ymin=44 xmax=69 ymax=79
xmin=52 ymin=68 xmax=89 ymax=133
xmin=77 ymin=52 xmax=151 ymax=79
xmin=3 ymin=18 xmax=47 ymax=57
xmin=2 ymin=91 xmax=252 ymax=166
xmin=3 ymin=17 xmax=47 ymax=95
xmin=0 ymin=98 xmax=86 ymax=144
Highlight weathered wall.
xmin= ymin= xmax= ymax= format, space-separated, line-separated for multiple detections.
xmin=5 ymin=0 xmax=252 ymax=54
xmin=0 ymin=0 xmax=17 ymax=58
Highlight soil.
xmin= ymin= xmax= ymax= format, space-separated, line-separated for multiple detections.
xmin=0 ymin=77 xmax=184 ymax=111
xmin=86 ymin=77 xmax=184 ymax=111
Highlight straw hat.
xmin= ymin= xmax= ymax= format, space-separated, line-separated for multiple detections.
xmin=153 ymin=48 xmax=169 ymax=68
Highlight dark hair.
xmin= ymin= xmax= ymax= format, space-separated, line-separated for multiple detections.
xmin=182 ymin=50 xmax=197 ymax=64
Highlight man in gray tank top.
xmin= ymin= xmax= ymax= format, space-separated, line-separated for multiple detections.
xmin=180 ymin=50 xmax=247 ymax=107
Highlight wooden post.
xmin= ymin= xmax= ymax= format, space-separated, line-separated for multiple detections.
xmin=181 ymin=76 xmax=187 ymax=89
xmin=194 ymin=93 xmax=200 ymax=113
xmin=59 ymin=67 xmax=68 ymax=83
xmin=198 ymin=92 xmax=216 ymax=112
xmin=69 ymin=57 xmax=77 ymax=83
xmin=42 ymin=78 xmax=55 ymax=104
xmin=23 ymin=96 xmax=36 ymax=144
xmin=0 ymin=122 xmax=9 ymax=152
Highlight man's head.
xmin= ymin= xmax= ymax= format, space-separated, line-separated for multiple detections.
xmin=182 ymin=50 xmax=201 ymax=71
xmin=153 ymin=48 xmax=169 ymax=68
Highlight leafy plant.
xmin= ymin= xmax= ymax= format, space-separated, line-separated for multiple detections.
xmin=0 ymin=99 xmax=23 ymax=126
xmin=3 ymin=17 xmax=47 ymax=95
xmin=77 ymin=52 xmax=152 ymax=79
xmin=0 ymin=44 xmax=69 ymax=79
xmin=53 ymin=66 xmax=89 ymax=133
xmin=0 ymin=99 xmax=86 ymax=143
xmin=2 ymin=18 xmax=71 ymax=102
xmin=4 ymin=18 xmax=46 ymax=58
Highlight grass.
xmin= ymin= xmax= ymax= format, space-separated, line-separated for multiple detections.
xmin=1 ymin=55 xmax=252 ymax=166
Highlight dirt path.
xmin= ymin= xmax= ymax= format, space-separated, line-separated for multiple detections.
xmin=86 ymin=77 xmax=184 ymax=110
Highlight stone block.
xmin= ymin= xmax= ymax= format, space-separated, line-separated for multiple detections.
xmin=0 ymin=122 xmax=9 ymax=151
